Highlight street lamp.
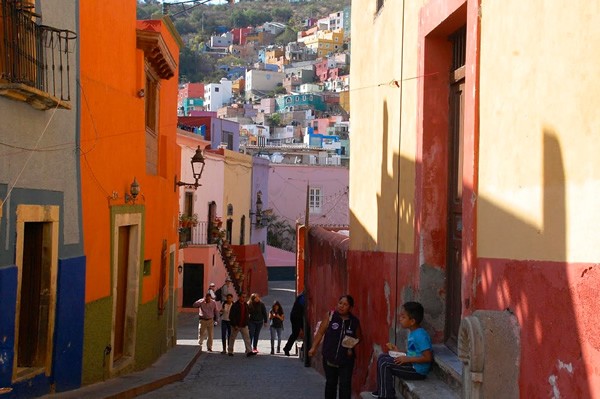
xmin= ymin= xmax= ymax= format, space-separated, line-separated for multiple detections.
xmin=174 ymin=146 xmax=206 ymax=191
xmin=250 ymin=191 xmax=264 ymax=228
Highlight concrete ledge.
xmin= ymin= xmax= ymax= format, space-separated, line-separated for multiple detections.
xmin=43 ymin=345 xmax=201 ymax=399
xmin=431 ymin=344 xmax=462 ymax=391
xmin=396 ymin=373 xmax=460 ymax=399
xmin=361 ymin=345 xmax=462 ymax=399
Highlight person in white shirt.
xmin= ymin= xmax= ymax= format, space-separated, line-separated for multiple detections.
xmin=193 ymin=292 xmax=218 ymax=352
xmin=219 ymin=294 xmax=234 ymax=354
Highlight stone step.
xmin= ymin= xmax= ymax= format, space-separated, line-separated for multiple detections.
xmin=360 ymin=344 xmax=462 ymax=399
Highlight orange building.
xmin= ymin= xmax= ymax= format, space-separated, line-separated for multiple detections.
xmin=79 ymin=2 xmax=182 ymax=384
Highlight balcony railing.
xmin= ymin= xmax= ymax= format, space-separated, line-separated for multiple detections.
xmin=0 ymin=0 xmax=76 ymax=109
xmin=179 ymin=221 xmax=210 ymax=246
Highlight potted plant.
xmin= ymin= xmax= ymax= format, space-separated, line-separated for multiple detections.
xmin=179 ymin=213 xmax=199 ymax=228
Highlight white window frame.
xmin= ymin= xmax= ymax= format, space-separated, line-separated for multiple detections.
xmin=309 ymin=187 xmax=322 ymax=214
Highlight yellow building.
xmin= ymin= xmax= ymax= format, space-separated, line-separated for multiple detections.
xmin=343 ymin=0 xmax=600 ymax=397
xmin=221 ymin=149 xmax=252 ymax=246
xmin=301 ymin=29 xmax=344 ymax=58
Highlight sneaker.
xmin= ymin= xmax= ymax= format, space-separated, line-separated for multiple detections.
xmin=246 ymin=351 xmax=257 ymax=357
xmin=283 ymin=348 xmax=290 ymax=357
xmin=370 ymin=392 xmax=379 ymax=398
xmin=253 ymin=348 xmax=258 ymax=353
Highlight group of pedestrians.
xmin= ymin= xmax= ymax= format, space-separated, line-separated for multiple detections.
xmin=193 ymin=279 xmax=301 ymax=358
xmin=195 ymin=281 xmax=433 ymax=399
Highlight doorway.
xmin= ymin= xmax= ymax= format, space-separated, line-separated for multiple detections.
xmin=111 ymin=211 xmax=142 ymax=371
xmin=445 ymin=26 xmax=466 ymax=352
xmin=13 ymin=205 xmax=59 ymax=382
xmin=182 ymin=263 xmax=204 ymax=307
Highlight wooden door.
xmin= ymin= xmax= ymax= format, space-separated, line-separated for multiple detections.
xmin=208 ymin=201 xmax=216 ymax=243
xmin=114 ymin=225 xmax=130 ymax=360
xmin=446 ymin=26 xmax=466 ymax=352
xmin=18 ymin=222 xmax=45 ymax=368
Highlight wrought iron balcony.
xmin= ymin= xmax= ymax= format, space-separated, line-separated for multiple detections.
xmin=0 ymin=0 xmax=76 ymax=110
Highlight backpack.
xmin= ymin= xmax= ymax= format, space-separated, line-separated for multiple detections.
xmin=215 ymin=287 xmax=223 ymax=302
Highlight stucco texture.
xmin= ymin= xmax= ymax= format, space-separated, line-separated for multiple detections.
xmin=348 ymin=0 xmax=422 ymax=254
xmin=477 ymin=1 xmax=600 ymax=263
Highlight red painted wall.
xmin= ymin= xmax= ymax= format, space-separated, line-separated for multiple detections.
xmin=232 ymin=244 xmax=268 ymax=297
xmin=474 ymin=258 xmax=597 ymax=398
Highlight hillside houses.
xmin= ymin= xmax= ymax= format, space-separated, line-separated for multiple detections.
xmin=173 ymin=8 xmax=353 ymax=290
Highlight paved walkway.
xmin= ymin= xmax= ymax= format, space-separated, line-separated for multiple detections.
xmin=44 ymin=281 xmax=325 ymax=399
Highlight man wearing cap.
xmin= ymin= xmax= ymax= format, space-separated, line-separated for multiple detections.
xmin=207 ymin=282 xmax=217 ymax=300
xmin=220 ymin=277 xmax=236 ymax=303
xmin=193 ymin=292 xmax=218 ymax=352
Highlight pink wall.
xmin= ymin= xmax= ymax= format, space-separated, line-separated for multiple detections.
xmin=268 ymin=164 xmax=349 ymax=227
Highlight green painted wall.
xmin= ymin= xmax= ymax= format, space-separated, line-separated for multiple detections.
xmin=81 ymin=295 xmax=173 ymax=384
xmin=82 ymin=296 xmax=113 ymax=384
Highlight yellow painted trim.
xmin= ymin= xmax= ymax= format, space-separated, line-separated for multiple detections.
xmin=12 ymin=205 xmax=59 ymax=383
xmin=109 ymin=212 xmax=142 ymax=375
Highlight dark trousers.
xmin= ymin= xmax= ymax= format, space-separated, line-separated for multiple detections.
xmin=248 ymin=320 xmax=263 ymax=350
xmin=323 ymin=358 xmax=354 ymax=399
xmin=283 ymin=319 xmax=302 ymax=351
xmin=221 ymin=320 xmax=231 ymax=351
xmin=376 ymin=354 xmax=426 ymax=398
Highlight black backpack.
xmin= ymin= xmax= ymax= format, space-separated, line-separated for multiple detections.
xmin=215 ymin=287 xmax=223 ymax=302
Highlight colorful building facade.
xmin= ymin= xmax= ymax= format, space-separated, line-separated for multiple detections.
xmin=0 ymin=1 xmax=83 ymax=395
xmin=79 ymin=2 xmax=182 ymax=385
xmin=343 ymin=0 xmax=600 ymax=397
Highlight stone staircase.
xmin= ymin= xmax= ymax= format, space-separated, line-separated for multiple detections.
xmin=360 ymin=345 xmax=462 ymax=399
xmin=217 ymin=240 xmax=244 ymax=295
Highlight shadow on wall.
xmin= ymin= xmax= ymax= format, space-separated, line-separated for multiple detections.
xmin=313 ymin=104 xmax=593 ymax=397
xmin=473 ymin=130 xmax=592 ymax=397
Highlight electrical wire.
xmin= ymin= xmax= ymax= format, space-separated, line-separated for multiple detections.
xmin=1 ymin=100 xmax=62 ymax=208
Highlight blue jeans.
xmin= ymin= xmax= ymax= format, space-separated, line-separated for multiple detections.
xmin=248 ymin=320 xmax=263 ymax=350
xmin=323 ymin=357 xmax=354 ymax=399
xmin=220 ymin=320 xmax=231 ymax=351
xmin=270 ymin=326 xmax=283 ymax=351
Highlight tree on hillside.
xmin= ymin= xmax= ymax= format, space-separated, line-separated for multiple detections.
xmin=275 ymin=27 xmax=297 ymax=45
xmin=271 ymin=6 xmax=293 ymax=23
xmin=267 ymin=113 xmax=282 ymax=127
xmin=219 ymin=55 xmax=247 ymax=66
xmin=267 ymin=215 xmax=296 ymax=252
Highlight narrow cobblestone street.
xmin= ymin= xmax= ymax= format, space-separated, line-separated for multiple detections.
xmin=138 ymin=281 xmax=325 ymax=398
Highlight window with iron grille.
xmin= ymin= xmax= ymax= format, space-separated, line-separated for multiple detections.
xmin=0 ymin=0 xmax=76 ymax=109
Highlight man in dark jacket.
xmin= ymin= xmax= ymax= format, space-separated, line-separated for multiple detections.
xmin=283 ymin=292 xmax=305 ymax=356
xmin=227 ymin=292 xmax=255 ymax=357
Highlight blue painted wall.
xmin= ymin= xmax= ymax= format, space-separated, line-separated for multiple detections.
xmin=53 ymin=256 xmax=86 ymax=392
xmin=0 ymin=266 xmax=17 ymax=389
xmin=0 ymin=256 xmax=85 ymax=397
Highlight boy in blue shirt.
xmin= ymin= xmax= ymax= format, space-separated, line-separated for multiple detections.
xmin=371 ymin=302 xmax=433 ymax=399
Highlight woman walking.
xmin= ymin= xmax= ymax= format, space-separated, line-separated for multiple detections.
xmin=247 ymin=293 xmax=268 ymax=353
xmin=309 ymin=295 xmax=361 ymax=399
xmin=269 ymin=301 xmax=285 ymax=354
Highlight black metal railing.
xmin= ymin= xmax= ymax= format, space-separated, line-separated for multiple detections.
xmin=1 ymin=0 xmax=76 ymax=101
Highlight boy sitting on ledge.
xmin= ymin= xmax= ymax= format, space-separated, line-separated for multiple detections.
xmin=371 ymin=302 xmax=433 ymax=399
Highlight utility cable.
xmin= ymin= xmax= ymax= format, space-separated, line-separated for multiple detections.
xmin=1 ymin=100 xmax=61 ymax=208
